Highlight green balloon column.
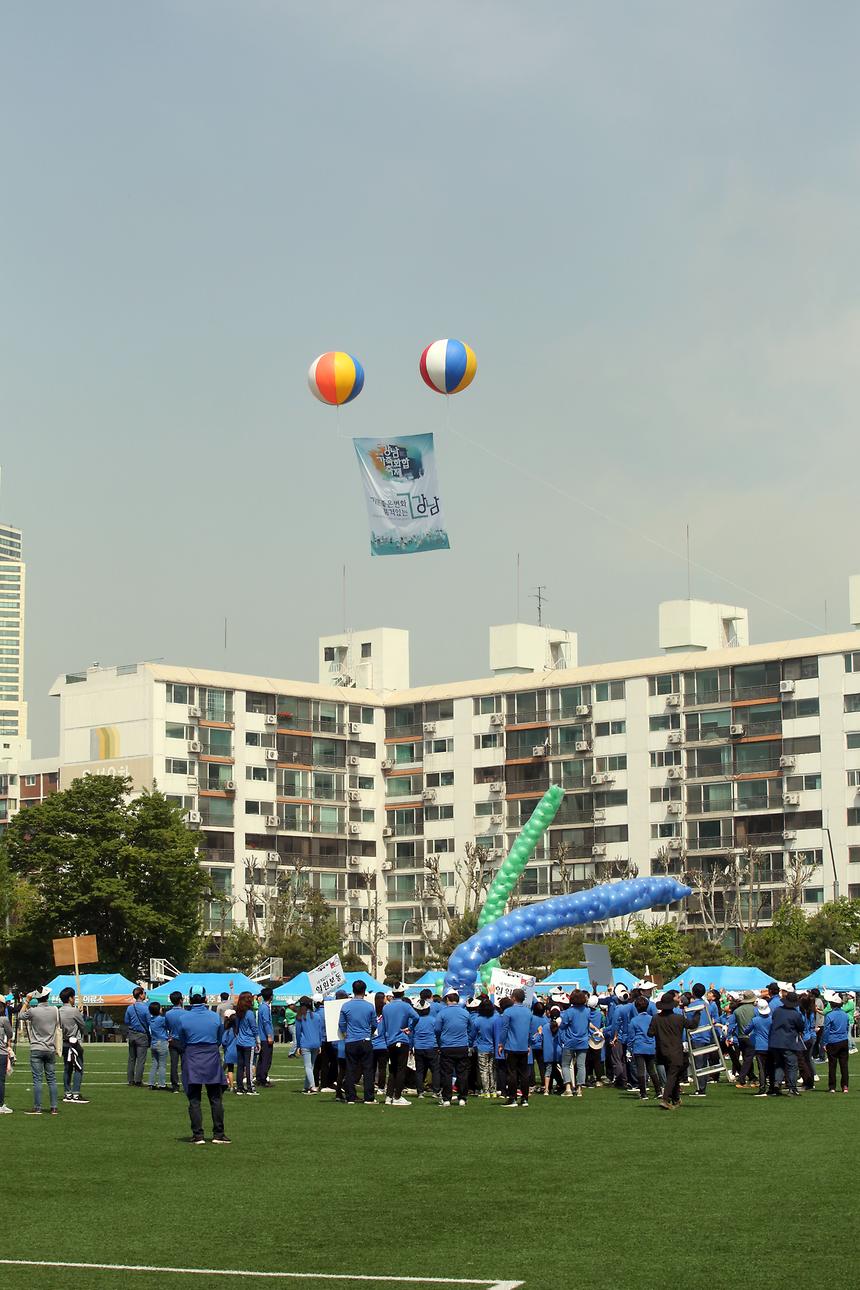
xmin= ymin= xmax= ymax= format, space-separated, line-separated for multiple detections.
xmin=476 ymin=783 xmax=564 ymax=987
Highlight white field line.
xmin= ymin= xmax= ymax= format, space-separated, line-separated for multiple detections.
xmin=0 ymin=1261 xmax=523 ymax=1290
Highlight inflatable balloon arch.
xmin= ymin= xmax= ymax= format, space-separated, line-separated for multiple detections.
xmin=440 ymin=783 xmax=691 ymax=997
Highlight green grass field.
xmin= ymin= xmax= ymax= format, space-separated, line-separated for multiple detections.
xmin=2 ymin=1043 xmax=858 ymax=1290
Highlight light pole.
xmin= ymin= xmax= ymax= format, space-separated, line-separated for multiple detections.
xmin=401 ymin=917 xmax=421 ymax=983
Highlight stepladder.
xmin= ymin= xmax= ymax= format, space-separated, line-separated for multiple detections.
xmin=682 ymin=1000 xmax=733 ymax=1087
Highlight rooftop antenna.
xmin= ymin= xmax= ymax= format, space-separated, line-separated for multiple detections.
xmin=532 ymin=584 xmax=547 ymax=627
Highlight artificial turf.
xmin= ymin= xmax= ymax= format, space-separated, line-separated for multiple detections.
xmin=1 ymin=1043 xmax=858 ymax=1290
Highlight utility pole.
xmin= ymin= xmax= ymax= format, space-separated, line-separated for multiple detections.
xmin=532 ymin=585 xmax=547 ymax=627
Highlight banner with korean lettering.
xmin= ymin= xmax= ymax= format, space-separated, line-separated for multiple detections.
xmin=353 ymin=434 xmax=451 ymax=556
xmin=489 ymin=968 xmax=536 ymax=1008
xmin=308 ymin=954 xmax=346 ymax=1000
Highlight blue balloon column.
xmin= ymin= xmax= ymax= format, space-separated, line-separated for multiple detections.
xmin=443 ymin=876 xmax=692 ymax=997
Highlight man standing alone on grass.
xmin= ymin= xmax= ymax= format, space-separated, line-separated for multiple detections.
xmin=338 ymin=980 xmax=377 ymax=1104
xmin=256 ymin=987 xmax=275 ymax=1088
xmin=19 ymin=987 xmax=60 ymax=1116
xmin=174 ymin=983 xmax=230 ymax=1145
xmin=124 ymin=986 xmax=150 ymax=1087
xmin=58 ymin=987 xmax=89 ymax=1105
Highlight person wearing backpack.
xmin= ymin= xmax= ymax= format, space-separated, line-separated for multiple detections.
xmin=19 ymin=987 xmax=60 ymax=1116
xmin=58 ymin=987 xmax=89 ymax=1105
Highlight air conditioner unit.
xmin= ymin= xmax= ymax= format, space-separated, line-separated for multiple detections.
xmin=265 ymin=815 xmax=279 ymax=828
xmin=347 ymin=755 xmax=360 ymax=766
xmin=348 ymin=823 xmax=361 ymax=834
xmin=532 ymin=744 xmax=547 ymax=757
xmin=186 ymin=776 xmax=198 ymax=788
xmin=348 ymin=856 xmax=361 ymax=866
xmin=423 ymin=722 xmax=437 ymax=734
xmin=590 ymin=774 xmax=602 ymax=786
xmin=349 ymin=722 xmax=361 ymax=734
xmin=381 ymin=759 xmax=394 ymax=770
xmin=779 ymin=679 xmax=795 ymax=694
xmin=348 ymin=789 xmax=361 ymax=802
xmin=667 ymin=768 xmax=684 ymax=780
xmin=666 ymin=694 xmax=681 ymax=707
xmin=348 ymin=892 xmax=360 ymax=903
xmin=667 ymin=802 xmax=682 ymax=815
xmin=591 ymin=845 xmax=606 ymax=857
xmin=188 ymin=740 xmax=203 ymax=753
xmin=490 ymin=713 xmax=505 ymax=726
xmin=575 ymin=704 xmax=591 ymax=716
xmin=381 ymin=860 xmax=392 ymax=871
xmin=730 ymin=724 xmax=745 ymax=736
xmin=265 ymin=749 xmax=278 ymax=761
xmin=490 ymin=815 xmax=502 ymax=827
xmin=383 ymin=826 xmax=394 ymax=837
xmin=188 ymin=705 xmax=201 ymax=719
xmin=783 ymin=792 xmax=800 ymax=807
xmin=350 ymin=921 xmax=361 ymax=933
xmin=667 ymin=732 xmax=683 ymax=745
xmin=490 ymin=782 xmax=504 ymax=794
xmin=593 ymin=809 xmax=606 ymax=823
xmin=422 ymin=788 xmax=437 ymax=802
xmin=779 ymin=755 xmax=796 ymax=769
xmin=265 ymin=714 xmax=277 ymax=725
xmin=266 ymin=851 xmax=279 ymax=863
xmin=184 ymin=810 xmax=202 ymax=824
xmin=224 ymin=780 xmax=236 ymax=791
xmin=575 ymin=740 xmax=591 ymax=752
xmin=783 ymin=829 xmax=797 ymax=842
xmin=668 ymin=838 xmax=682 ymax=851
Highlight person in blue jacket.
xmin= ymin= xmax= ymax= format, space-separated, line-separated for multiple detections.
xmin=559 ymin=990 xmax=595 ymax=1097
xmin=628 ymin=996 xmax=662 ymax=1101
xmin=338 ymin=980 xmax=377 ymax=1105
xmin=500 ymin=988 xmax=533 ymax=1108
xmin=585 ymin=995 xmax=607 ymax=1087
xmin=173 ymin=984 xmax=229 ymax=1144
xmin=371 ymin=992 xmax=389 ymax=1097
xmin=295 ymin=997 xmax=325 ymax=1094
xmin=541 ymin=1008 xmax=564 ymax=1095
xmin=435 ymin=988 xmax=471 ymax=1107
xmin=382 ymin=984 xmax=420 ymax=1106
xmin=493 ymin=1000 xmax=511 ymax=1094
xmin=165 ymin=990 xmax=185 ymax=1093
xmin=471 ymin=996 xmax=498 ymax=1098
xmin=686 ymin=983 xmax=718 ymax=1097
xmin=821 ymin=991 xmax=850 ymax=1093
xmin=221 ymin=1009 xmax=238 ymax=1092
xmin=147 ymin=1003 xmax=170 ymax=1091
xmin=767 ymin=990 xmax=805 ymax=1096
xmin=529 ymin=1004 xmax=546 ymax=1095
xmin=255 ymin=988 xmax=275 ymax=1089
xmin=234 ymin=991 xmax=260 ymax=1096
xmin=743 ymin=998 xmax=772 ymax=1096
xmin=412 ymin=992 xmax=442 ymax=1099
xmin=124 ymin=986 xmax=151 ymax=1087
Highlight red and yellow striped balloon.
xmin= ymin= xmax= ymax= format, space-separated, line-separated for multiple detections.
xmin=308 ymin=352 xmax=365 ymax=406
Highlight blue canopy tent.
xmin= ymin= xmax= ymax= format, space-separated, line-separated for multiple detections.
xmin=272 ymin=970 xmax=388 ymax=1003
xmin=533 ymin=967 xmax=639 ymax=995
xmin=662 ymin=966 xmax=772 ymax=993
xmin=44 ymin=973 xmax=138 ymax=1006
xmin=148 ymin=972 xmax=262 ymax=1005
xmin=795 ymin=964 xmax=860 ymax=992
xmin=343 ymin=972 xmax=388 ymax=994
xmin=405 ymin=970 xmax=445 ymax=990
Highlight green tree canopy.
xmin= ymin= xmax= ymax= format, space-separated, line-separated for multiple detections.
xmin=2 ymin=774 xmax=206 ymax=983
xmin=265 ymin=890 xmax=346 ymax=979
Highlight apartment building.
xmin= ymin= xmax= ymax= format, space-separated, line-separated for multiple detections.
xmin=45 ymin=592 xmax=860 ymax=966
xmin=0 ymin=522 xmax=26 ymax=742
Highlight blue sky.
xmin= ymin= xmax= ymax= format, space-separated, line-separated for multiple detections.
xmin=4 ymin=2 xmax=860 ymax=751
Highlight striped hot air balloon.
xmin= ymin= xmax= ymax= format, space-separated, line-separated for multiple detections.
xmin=308 ymin=351 xmax=365 ymax=406
xmin=419 ymin=338 xmax=477 ymax=395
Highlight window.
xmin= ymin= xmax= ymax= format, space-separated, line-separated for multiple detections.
xmin=424 ymin=804 xmax=454 ymax=820
xmin=349 ymin=706 xmax=375 ymax=724
xmin=361 ymin=642 xmax=372 ymax=659
xmin=651 ymin=785 xmax=682 ymax=802
xmin=247 ymin=766 xmax=272 ymax=782
xmin=165 ymin=683 xmax=192 ymax=705
xmin=595 ymin=720 xmax=625 ymax=737
xmin=595 ymin=681 xmax=624 ymax=702
xmin=425 ymin=771 xmax=454 ymax=788
xmin=785 ymin=774 xmax=821 ymax=791
xmin=24 ymin=775 xmax=37 ymax=787
xmin=166 ymin=722 xmax=190 ymax=740
xmin=473 ymin=695 xmax=502 ymax=715
xmin=358 ymin=775 xmax=374 ymax=791
xmin=803 ymin=887 xmax=825 ymax=905
xmin=783 ymin=657 xmax=819 ymax=680
xmin=845 ymin=652 xmax=860 ymax=673
xmin=781 ymin=736 xmax=820 ymax=756
xmin=475 ymin=733 xmax=503 ymax=749
xmin=848 ymin=733 xmax=860 ymax=750
xmin=426 ymin=838 xmax=455 ymax=853
xmin=650 ymin=713 xmax=680 ymax=731
xmin=849 ymin=847 xmax=860 ymax=864
xmin=846 ymin=694 xmax=860 ymax=714
xmin=849 ymin=809 xmax=860 ymax=827
xmin=649 ymin=673 xmax=680 ymax=696
xmin=686 ymin=709 xmax=731 ymax=741
xmin=165 ymin=758 xmax=190 ymax=775
xmin=324 ymin=647 xmax=335 ymax=662
xmin=206 ymin=728 xmax=232 ymax=757
xmin=594 ymin=755 xmax=627 ymax=772
xmin=387 ymin=776 xmax=422 ymax=798
xmin=650 ymin=749 xmax=682 ymax=767
xmin=426 ymin=737 xmax=454 ymax=754
xmin=651 ymin=822 xmax=680 ymax=839
xmin=782 ymin=698 xmax=819 ymax=719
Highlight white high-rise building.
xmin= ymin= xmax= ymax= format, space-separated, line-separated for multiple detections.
xmin=0 ymin=522 xmax=27 ymax=747
xmin=44 ymin=589 xmax=860 ymax=969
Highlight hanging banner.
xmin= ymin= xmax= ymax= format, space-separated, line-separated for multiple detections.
xmin=308 ymin=954 xmax=345 ymax=1000
xmin=353 ymin=434 xmax=451 ymax=556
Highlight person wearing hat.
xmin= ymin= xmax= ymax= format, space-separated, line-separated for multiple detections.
xmin=725 ymin=991 xmax=757 ymax=1087
xmin=124 ymin=986 xmax=151 ymax=1087
xmin=628 ymin=996 xmax=663 ymax=1101
xmin=541 ymin=1006 xmax=564 ymax=1095
xmin=255 ymin=988 xmax=275 ymax=1089
xmin=435 ymin=988 xmax=472 ymax=1106
xmin=338 ymin=979 xmax=378 ymax=1105
xmin=295 ymin=996 xmax=324 ymax=1094
xmin=585 ymin=994 xmax=606 ymax=1087
xmin=742 ymin=998 xmax=773 ymax=1096
xmin=172 ymin=984 xmax=230 ymax=1144
xmin=380 ymin=984 xmax=420 ymax=1106
xmin=821 ymin=992 xmax=850 ymax=1093
xmin=767 ymin=990 xmax=805 ymax=1096
xmin=412 ymin=990 xmax=442 ymax=1099
xmin=647 ymin=990 xmax=697 ymax=1110
xmin=471 ymin=995 xmax=498 ymax=1098
xmin=19 ymin=987 xmax=61 ymax=1116
xmin=607 ymin=986 xmax=633 ymax=1089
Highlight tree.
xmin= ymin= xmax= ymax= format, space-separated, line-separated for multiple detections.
xmin=266 ymin=889 xmax=344 ymax=979
xmin=805 ymin=898 xmax=860 ymax=966
xmin=741 ymin=902 xmax=813 ymax=981
xmin=190 ymin=927 xmax=263 ymax=973
xmin=604 ymin=919 xmax=691 ymax=979
xmin=2 ymin=775 xmax=206 ymax=982
xmin=358 ymin=869 xmax=387 ymax=975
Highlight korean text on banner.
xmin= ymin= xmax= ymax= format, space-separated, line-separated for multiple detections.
xmin=353 ymin=433 xmax=451 ymax=556
xmin=489 ymin=968 xmax=536 ymax=1008
xmin=308 ymin=954 xmax=345 ymax=1000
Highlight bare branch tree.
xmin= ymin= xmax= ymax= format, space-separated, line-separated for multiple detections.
xmin=456 ymin=841 xmax=493 ymax=915
xmin=783 ymin=849 xmax=816 ymax=907
xmin=359 ymin=867 xmax=387 ymax=976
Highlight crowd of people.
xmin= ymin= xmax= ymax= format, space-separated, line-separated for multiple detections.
xmin=0 ymin=974 xmax=855 ymax=1138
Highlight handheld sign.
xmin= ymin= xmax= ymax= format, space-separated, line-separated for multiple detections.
xmin=308 ymin=954 xmax=345 ymax=1000
xmin=52 ymin=935 xmax=99 ymax=1008
xmin=489 ymin=968 xmax=536 ymax=1007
